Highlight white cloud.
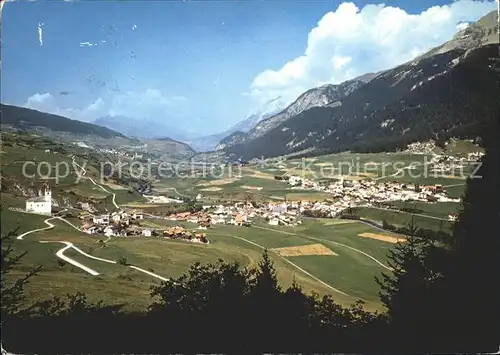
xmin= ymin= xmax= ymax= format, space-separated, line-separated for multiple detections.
xmin=249 ymin=0 xmax=497 ymax=104
xmin=24 ymin=93 xmax=106 ymax=121
xmin=26 ymin=92 xmax=53 ymax=106
xmin=456 ymin=21 xmax=471 ymax=30
xmin=24 ymin=89 xmax=188 ymax=122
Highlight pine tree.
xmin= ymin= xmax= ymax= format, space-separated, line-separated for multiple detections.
xmin=253 ymin=249 xmax=281 ymax=293
xmin=1 ymin=224 xmax=41 ymax=325
xmin=375 ymin=126 xmax=500 ymax=352
xmin=439 ymin=128 xmax=500 ymax=350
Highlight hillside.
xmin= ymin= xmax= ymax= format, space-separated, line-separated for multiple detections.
xmin=217 ymin=77 xmax=373 ymax=150
xmin=0 ymin=105 xmax=196 ymax=161
xmin=219 ymin=10 xmax=499 ymax=160
xmin=187 ymin=96 xmax=287 ymax=152
xmin=144 ymin=137 xmax=196 ymax=161
xmin=93 ymin=115 xmax=196 ymax=142
xmin=224 ymin=44 xmax=498 ymax=160
xmin=1 ymin=104 xmax=124 ymax=139
xmin=418 ymin=10 xmax=498 ymax=60
xmin=0 ymin=131 xmax=146 ymax=213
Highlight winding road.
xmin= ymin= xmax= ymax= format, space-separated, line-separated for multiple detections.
xmin=15 ymin=158 xmax=169 ymax=282
xmin=17 ymin=213 xmax=169 ymax=281
xmin=39 ymin=241 xmax=101 ymax=276
xmin=72 ymin=157 xmax=119 ymax=209
xmin=15 ymin=155 xmax=400 ymax=295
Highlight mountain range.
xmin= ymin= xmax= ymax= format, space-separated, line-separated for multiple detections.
xmin=2 ymin=10 xmax=497 ymax=162
xmin=222 ymin=43 xmax=498 ymax=160
xmin=183 ymin=96 xmax=288 ymax=151
xmin=92 ymin=115 xmax=198 ymax=142
xmin=215 ymin=72 xmax=380 ymax=151
xmin=1 ymin=104 xmax=124 ymax=139
xmin=91 ymin=10 xmax=498 ymax=154
xmin=0 ymin=104 xmax=196 ymax=162
xmin=210 ymin=10 xmax=499 ymax=161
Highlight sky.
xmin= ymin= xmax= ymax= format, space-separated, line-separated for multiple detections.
xmin=1 ymin=0 xmax=497 ymax=137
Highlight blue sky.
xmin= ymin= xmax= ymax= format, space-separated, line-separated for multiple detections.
xmin=1 ymin=0 xmax=496 ymax=136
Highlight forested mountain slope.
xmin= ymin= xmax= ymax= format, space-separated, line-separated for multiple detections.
xmin=225 ymin=44 xmax=499 ymax=159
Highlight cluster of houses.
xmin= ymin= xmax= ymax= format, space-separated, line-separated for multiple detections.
xmin=403 ymin=141 xmax=438 ymax=155
xmin=79 ymin=209 xmax=209 ymax=244
xmin=165 ymin=202 xmax=304 ymax=227
xmin=163 ymin=226 xmax=209 ymax=244
xmin=81 ymin=210 xmax=147 ymax=237
xmin=166 ymin=205 xmax=253 ymax=227
xmin=274 ymin=176 xmax=461 ymax=218
xmin=466 ymin=152 xmax=484 ymax=161
xmin=430 ymin=152 xmax=484 ymax=174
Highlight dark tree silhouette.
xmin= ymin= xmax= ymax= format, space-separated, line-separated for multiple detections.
xmin=1 ymin=222 xmax=42 ymax=327
xmin=376 ymin=126 xmax=500 ymax=352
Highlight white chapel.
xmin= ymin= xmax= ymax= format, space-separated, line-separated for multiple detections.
xmin=26 ymin=187 xmax=52 ymax=215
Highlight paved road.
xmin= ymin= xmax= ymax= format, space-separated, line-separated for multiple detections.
xmin=169 ymin=187 xmax=191 ymax=199
xmin=356 ymin=218 xmax=405 ymax=236
xmin=40 ymin=241 xmax=101 ymax=276
xmin=16 ymin=217 xmax=58 ymax=240
xmin=374 ymin=164 xmax=424 ymax=181
xmin=129 ymin=266 xmax=169 ymax=281
xmin=18 ymin=215 xmax=170 ymax=281
xmin=16 ymin=160 xmax=170 ymax=282
xmin=301 ymin=216 xmax=406 ymax=236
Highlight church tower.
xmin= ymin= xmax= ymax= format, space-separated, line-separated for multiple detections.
xmin=44 ymin=186 xmax=52 ymax=202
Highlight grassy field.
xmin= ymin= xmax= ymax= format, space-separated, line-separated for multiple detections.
xmin=150 ymin=149 xmax=473 ymax=206
xmin=3 ymin=138 xmax=477 ymax=315
xmin=1 ymin=133 xmax=146 ymax=212
xmin=351 ymin=207 xmax=455 ymax=233
xmin=5 ymin=208 xmax=401 ymax=312
xmin=382 ymin=201 xmax=462 ymax=219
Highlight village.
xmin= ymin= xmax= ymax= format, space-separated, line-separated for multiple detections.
xmin=271 ymin=148 xmax=480 ymax=219
xmin=80 ymin=209 xmax=211 ymax=244
xmin=78 ymin=200 xmax=304 ymax=242
xmin=23 ymin=174 xmax=462 ymax=245
xmin=75 ymin=173 xmax=462 ymax=239
xmin=22 ymin=146 xmax=471 ymax=242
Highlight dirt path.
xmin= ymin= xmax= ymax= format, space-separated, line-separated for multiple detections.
xmin=72 ymin=157 xmax=120 ymax=210
xmin=253 ymin=225 xmax=393 ymax=271
xmin=365 ymin=205 xmax=451 ymax=221
xmin=231 ymin=235 xmax=350 ymax=297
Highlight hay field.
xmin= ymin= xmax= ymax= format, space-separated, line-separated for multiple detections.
xmin=358 ymin=233 xmax=406 ymax=244
xmin=272 ymin=243 xmax=338 ymax=256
